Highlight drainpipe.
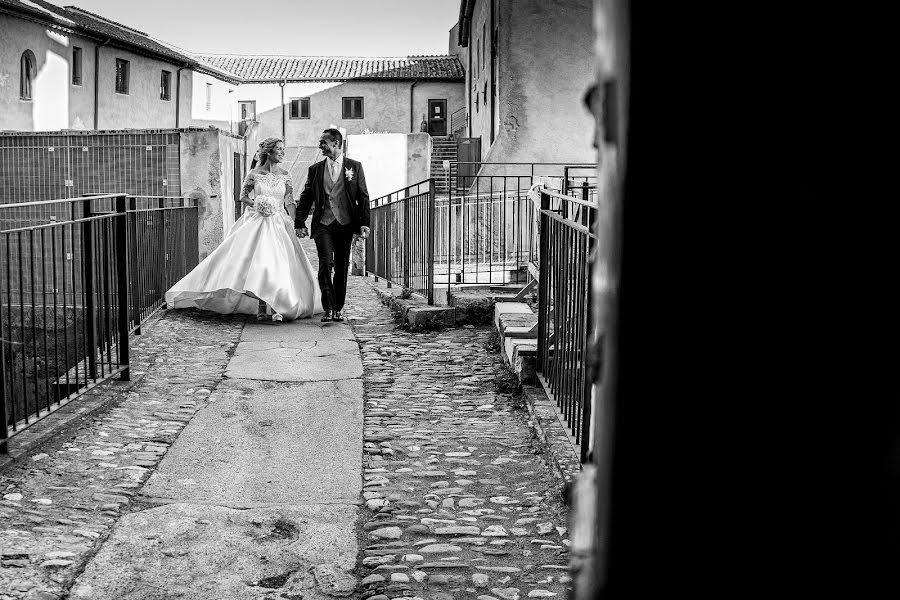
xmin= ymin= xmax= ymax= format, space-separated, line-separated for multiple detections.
xmin=175 ymin=63 xmax=189 ymax=128
xmin=409 ymin=78 xmax=420 ymax=133
xmin=467 ymin=40 xmax=472 ymax=137
xmin=93 ymin=38 xmax=110 ymax=129
xmin=279 ymin=80 xmax=286 ymax=139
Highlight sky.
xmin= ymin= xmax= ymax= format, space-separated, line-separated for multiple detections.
xmin=61 ymin=0 xmax=461 ymax=56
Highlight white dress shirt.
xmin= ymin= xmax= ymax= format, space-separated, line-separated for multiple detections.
xmin=326 ymin=153 xmax=344 ymax=180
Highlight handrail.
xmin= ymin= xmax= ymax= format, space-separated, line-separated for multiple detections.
xmin=539 ymin=188 xmax=598 ymax=209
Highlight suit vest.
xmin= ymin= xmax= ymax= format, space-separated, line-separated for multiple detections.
xmin=320 ymin=161 xmax=351 ymax=226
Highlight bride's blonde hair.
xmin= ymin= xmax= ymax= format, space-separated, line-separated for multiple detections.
xmin=256 ymin=137 xmax=284 ymax=167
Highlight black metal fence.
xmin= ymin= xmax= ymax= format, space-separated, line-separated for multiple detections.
xmin=439 ymin=162 xmax=596 ymax=290
xmin=535 ymin=189 xmax=597 ymax=462
xmin=0 ymin=194 xmax=198 ymax=453
xmin=365 ymin=179 xmax=436 ymax=303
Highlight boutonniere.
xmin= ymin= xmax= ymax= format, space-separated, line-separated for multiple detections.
xmin=345 ymin=168 xmax=354 ymax=181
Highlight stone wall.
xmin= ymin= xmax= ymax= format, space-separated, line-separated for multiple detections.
xmin=179 ymin=129 xmax=247 ymax=260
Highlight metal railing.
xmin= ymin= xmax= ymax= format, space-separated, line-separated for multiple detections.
xmin=440 ymin=162 xmax=596 ymax=290
xmin=535 ymin=188 xmax=597 ymax=462
xmin=450 ymin=107 xmax=467 ymax=138
xmin=0 ymin=194 xmax=199 ymax=453
xmin=365 ymin=179 xmax=436 ymax=304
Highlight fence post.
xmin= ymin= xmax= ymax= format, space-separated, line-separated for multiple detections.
xmin=114 ymin=195 xmax=130 ymax=381
xmin=128 ymin=196 xmax=141 ymax=335
xmin=403 ymin=187 xmax=411 ymax=290
xmin=81 ymin=198 xmax=97 ymax=380
xmin=536 ymin=189 xmax=551 ymax=371
xmin=447 ymin=163 xmax=454 ymax=298
xmin=0 ymin=302 xmax=7 ymax=454
xmin=427 ymin=179 xmax=436 ymax=305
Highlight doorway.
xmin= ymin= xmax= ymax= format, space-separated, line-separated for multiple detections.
xmin=428 ymin=99 xmax=447 ymax=136
xmin=233 ymin=152 xmax=243 ymax=220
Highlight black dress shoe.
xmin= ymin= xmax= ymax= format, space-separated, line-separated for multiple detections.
xmin=321 ymin=310 xmax=332 ymax=322
xmin=331 ymin=311 xmax=344 ymax=322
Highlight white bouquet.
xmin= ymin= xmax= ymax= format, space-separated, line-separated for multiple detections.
xmin=253 ymin=194 xmax=277 ymax=217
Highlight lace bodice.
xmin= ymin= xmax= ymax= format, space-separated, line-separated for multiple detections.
xmin=243 ymin=170 xmax=295 ymax=208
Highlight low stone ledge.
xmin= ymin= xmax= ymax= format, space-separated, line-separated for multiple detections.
xmin=406 ymin=306 xmax=456 ymax=331
xmin=449 ymin=291 xmax=494 ymax=326
xmin=369 ymin=281 xmax=456 ymax=330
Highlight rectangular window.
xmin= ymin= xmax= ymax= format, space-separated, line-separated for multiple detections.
xmin=205 ymin=83 xmax=213 ymax=111
xmin=115 ymin=58 xmax=129 ymax=94
xmin=239 ymin=101 xmax=256 ymax=120
xmin=72 ymin=46 xmax=82 ymax=85
xmin=342 ymin=97 xmax=364 ymax=119
xmin=160 ymin=70 xmax=171 ymax=100
xmin=289 ymin=97 xmax=310 ymax=119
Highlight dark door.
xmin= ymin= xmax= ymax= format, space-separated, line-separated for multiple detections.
xmin=428 ymin=100 xmax=447 ymax=136
xmin=233 ymin=153 xmax=243 ymax=219
xmin=454 ymin=137 xmax=481 ymax=191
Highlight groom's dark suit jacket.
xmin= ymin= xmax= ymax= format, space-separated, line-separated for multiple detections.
xmin=294 ymin=157 xmax=370 ymax=237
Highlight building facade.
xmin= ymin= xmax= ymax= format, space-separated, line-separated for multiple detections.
xmin=452 ymin=0 xmax=596 ymax=165
xmin=198 ymin=55 xmax=465 ymax=147
xmin=0 ymin=0 xmax=239 ymax=132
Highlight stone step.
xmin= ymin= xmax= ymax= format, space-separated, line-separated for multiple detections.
xmin=493 ymin=301 xmax=534 ymax=331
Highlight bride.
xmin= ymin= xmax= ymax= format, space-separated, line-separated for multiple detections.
xmin=165 ymin=136 xmax=321 ymax=321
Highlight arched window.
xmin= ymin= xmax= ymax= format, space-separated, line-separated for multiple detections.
xmin=20 ymin=50 xmax=36 ymax=101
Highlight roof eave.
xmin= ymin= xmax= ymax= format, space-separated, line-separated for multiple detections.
xmin=240 ymin=77 xmax=465 ymax=84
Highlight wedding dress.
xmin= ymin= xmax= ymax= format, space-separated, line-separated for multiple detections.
xmin=165 ymin=170 xmax=321 ymax=319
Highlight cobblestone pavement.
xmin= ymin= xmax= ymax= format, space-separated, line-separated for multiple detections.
xmin=343 ymin=276 xmax=572 ymax=600
xmin=0 ymin=310 xmax=245 ymax=600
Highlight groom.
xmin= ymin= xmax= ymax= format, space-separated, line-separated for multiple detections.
xmin=295 ymin=128 xmax=371 ymax=322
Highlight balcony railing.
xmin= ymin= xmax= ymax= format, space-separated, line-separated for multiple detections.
xmin=0 ymin=195 xmax=199 ymax=453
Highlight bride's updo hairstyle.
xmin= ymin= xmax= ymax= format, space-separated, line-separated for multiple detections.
xmin=256 ymin=136 xmax=284 ymax=167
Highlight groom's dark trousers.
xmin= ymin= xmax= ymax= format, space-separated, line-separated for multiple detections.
xmin=313 ymin=221 xmax=354 ymax=312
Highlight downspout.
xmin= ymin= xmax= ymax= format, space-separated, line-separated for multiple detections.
xmin=467 ymin=40 xmax=472 ymax=137
xmin=409 ymin=78 xmax=420 ymax=133
xmin=93 ymin=38 xmax=110 ymax=130
xmin=175 ymin=63 xmax=189 ymax=128
xmin=280 ymin=80 xmax=286 ymax=139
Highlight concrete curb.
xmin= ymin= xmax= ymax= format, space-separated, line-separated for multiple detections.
xmin=519 ymin=384 xmax=582 ymax=486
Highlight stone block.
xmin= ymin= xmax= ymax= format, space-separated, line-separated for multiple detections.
xmin=503 ymin=338 xmax=537 ymax=384
xmin=406 ymin=306 xmax=456 ymax=331
xmin=504 ymin=325 xmax=537 ymax=339
xmin=494 ymin=301 xmax=534 ymax=331
xmin=450 ymin=292 xmax=494 ymax=326
xmin=499 ymin=312 xmax=537 ymax=334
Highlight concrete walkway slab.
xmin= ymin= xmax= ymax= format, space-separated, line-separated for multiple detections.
xmin=141 ymin=378 xmax=363 ymax=505
xmin=226 ymin=338 xmax=363 ymax=381
xmin=240 ymin=318 xmax=356 ymax=342
xmin=69 ymin=502 xmax=357 ymax=600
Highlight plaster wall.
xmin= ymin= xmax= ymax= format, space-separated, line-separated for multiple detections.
xmin=238 ymin=80 xmax=463 ymax=147
xmin=96 ymin=46 xmax=182 ymax=130
xmin=186 ymin=70 xmax=237 ymax=131
xmin=345 ymin=132 xmax=431 ymax=201
xmin=180 ymin=129 xmax=228 ymax=260
xmin=0 ymin=14 xmax=96 ymax=131
xmin=466 ymin=0 xmax=596 ymax=165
